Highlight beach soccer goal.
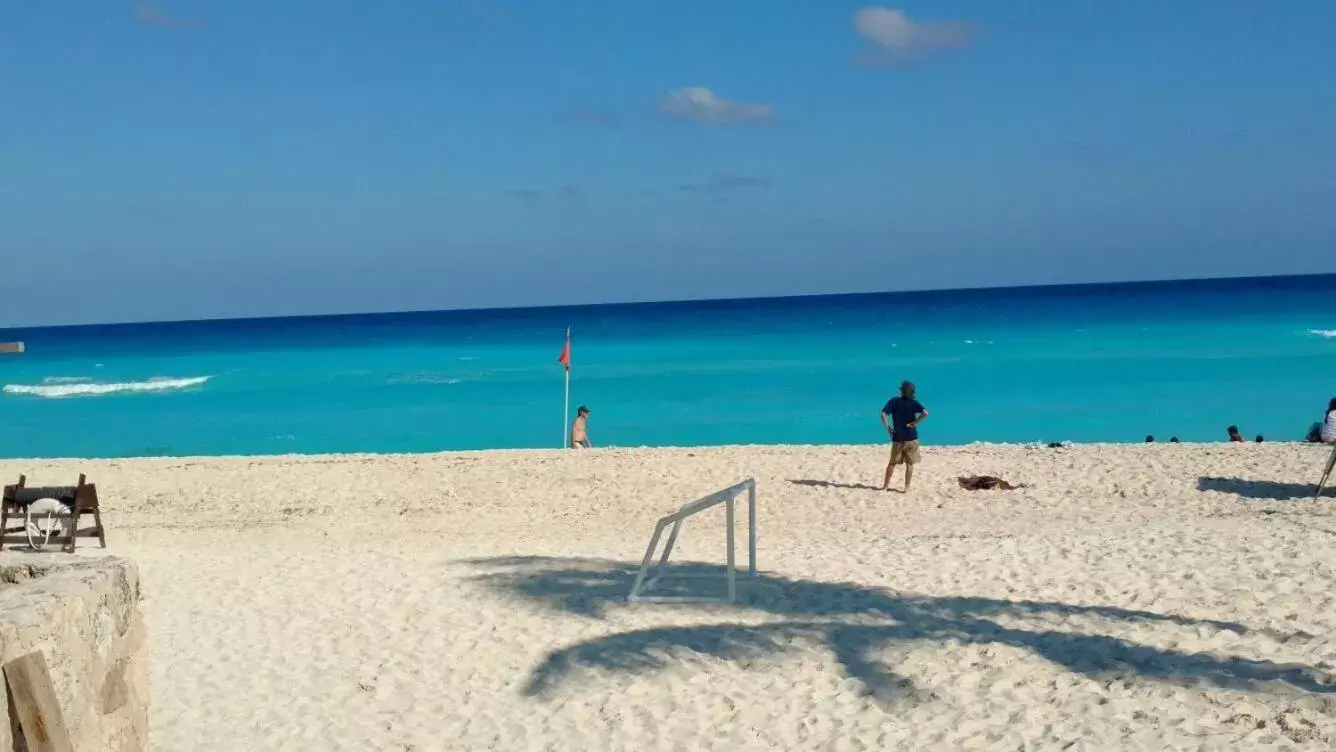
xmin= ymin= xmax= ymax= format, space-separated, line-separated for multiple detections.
xmin=627 ymin=478 xmax=757 ymax=604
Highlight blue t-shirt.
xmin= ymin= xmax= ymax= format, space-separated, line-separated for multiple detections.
xmin=883 ymin=397 xmax=925 ymax=442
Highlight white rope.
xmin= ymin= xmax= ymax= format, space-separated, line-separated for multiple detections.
xmin=25 ymin=498 xmax=69 ymax=551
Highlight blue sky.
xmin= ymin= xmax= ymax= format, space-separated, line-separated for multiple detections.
xmin=1 ymin=1 xmax=1333 ymax=326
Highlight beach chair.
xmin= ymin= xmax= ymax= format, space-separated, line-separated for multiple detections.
xmin=1 ymin=474 xmax=108 ymax=552
xmin=1318 ymin=446 xmax=1336 ymax=500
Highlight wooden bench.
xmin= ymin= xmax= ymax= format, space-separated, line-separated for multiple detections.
xmin=1 ymin=474 xmax=107 ymax=553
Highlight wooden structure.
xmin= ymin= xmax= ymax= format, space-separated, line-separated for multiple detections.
xmin=3 ymin=651 xmax=75 ymax=752
xmin=1318 ymin=445 xmax=1336 ymax=499
xmin=1 ymin=475 xmax=107 ymax=553
xmin=0 ymin=341 xmax=23 ymax=354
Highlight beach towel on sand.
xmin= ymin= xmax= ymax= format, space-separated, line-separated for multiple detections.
xmin=958 ymin=475 xmax=1025 ymax=491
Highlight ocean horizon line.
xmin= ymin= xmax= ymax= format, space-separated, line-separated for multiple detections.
xmin=3 ymin=270 xmax=1333 ymax=334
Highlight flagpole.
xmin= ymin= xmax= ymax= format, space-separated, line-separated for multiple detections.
xmin=562 ymin=327 xmax=571 ymax=448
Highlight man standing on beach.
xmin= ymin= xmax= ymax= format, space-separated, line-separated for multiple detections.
xmin=881 ymin=381 xmax=927 ymax=492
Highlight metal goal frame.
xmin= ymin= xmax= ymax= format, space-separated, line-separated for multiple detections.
xmin=627 ymin=478 xmax=757 ymax=604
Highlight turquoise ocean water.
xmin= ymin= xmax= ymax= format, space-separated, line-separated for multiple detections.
xmin=1 ymin=275 xmax=1333 ymax=459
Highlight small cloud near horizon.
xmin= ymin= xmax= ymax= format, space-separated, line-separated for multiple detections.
xmin=656 ymin=87 xmax=773 ymax=125
xmin=852 ymin=7 xmax=973 ymax=65
xmin=503 ymin=186 xmax=582 ymax=200
xmin=679 ymin=173 xmax=776 ymax=193
xmin=133 ymin=3 xmax=199 ymax=29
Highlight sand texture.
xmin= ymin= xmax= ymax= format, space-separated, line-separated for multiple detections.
xmin=4 ymin=442 xmax=1335 ymax=750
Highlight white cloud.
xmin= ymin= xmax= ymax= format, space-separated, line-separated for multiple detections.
xmin=656 ymin=87 xmax=773 ymax=125
xmin=852 ymin=7 xmax=972 ymax=61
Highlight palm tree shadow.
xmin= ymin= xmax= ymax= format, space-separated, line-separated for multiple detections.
xmin=1197 ymin=476 xmax=1325 ymax=501
xmin=465 ymin=556 xmax=1336 ymax=703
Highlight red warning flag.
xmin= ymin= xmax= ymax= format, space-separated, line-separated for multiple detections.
xmin=557 ymin=328 xmax=571 ymax=371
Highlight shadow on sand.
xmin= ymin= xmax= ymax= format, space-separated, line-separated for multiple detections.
xmin=789 ymin=479 xmax=884 ymax=491
xmin=465 ymin=556 xmax=1334 ymax=703
xmin=1197 ymin=477 xmax=1327 ymax=501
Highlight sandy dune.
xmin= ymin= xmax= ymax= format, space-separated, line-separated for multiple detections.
xmin=4 ymin=442 xmax=1335 ymax=750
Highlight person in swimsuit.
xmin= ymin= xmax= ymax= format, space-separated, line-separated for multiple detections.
xmin=571 ymin=406 xmax=592 ymax=448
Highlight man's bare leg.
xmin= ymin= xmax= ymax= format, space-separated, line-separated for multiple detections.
xmin=904 ymin=463 xmax=914 ymax=492
xmin=883 ymin=462 xmax=896 ymax=491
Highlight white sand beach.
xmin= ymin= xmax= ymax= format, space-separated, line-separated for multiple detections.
xmin=4 ymin=442 xmax=1335 ymax=750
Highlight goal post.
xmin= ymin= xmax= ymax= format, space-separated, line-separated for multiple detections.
xmin=626 ymin=478 xmax=757 ymax=604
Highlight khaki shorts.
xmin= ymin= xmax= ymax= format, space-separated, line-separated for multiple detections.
xmin=889 ymin=440 xmax=921 ymax=465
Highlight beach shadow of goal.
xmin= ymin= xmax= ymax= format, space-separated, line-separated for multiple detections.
xmin=626 ymin=478 xmax=758 ymax=604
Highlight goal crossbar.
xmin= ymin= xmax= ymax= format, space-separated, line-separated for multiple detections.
xmin=627 ymin=478 xmax=757 ymax=604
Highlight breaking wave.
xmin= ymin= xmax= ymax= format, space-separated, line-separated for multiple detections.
xmin=1308 ymin=329 xmax=1336 ymax=338
xmin=3 ymin=376 xmax=210 ymax=399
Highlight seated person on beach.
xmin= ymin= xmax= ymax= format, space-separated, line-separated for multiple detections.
xmin=1227 ymin=425 xmax=1244 ymax=443
xmin=880 ymin=381 xmax=927 ymax=492
xmin=570 ymin=406 xmax=592 ymax=448
xmin=1323 ymin=398 xmax=1336 ymax=444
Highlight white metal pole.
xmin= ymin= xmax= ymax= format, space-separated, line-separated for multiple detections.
xmin=748 ymin=478 xmax=757 ymax=577
xmin=563 ymin=327 xmax=571 ymax=448
xmin=725 ymin=496 xmax=737 ymax=603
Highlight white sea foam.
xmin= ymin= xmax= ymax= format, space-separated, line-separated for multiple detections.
xmin=3 ymin=376 xmax=210 ymax=399
xmin=388 ymin=373 xmax=464 ymax=385
xmin=41 ymin=376 xmax=93 ymax=385
xmin=1308 ymin=329 xmax=1336 ymax=338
